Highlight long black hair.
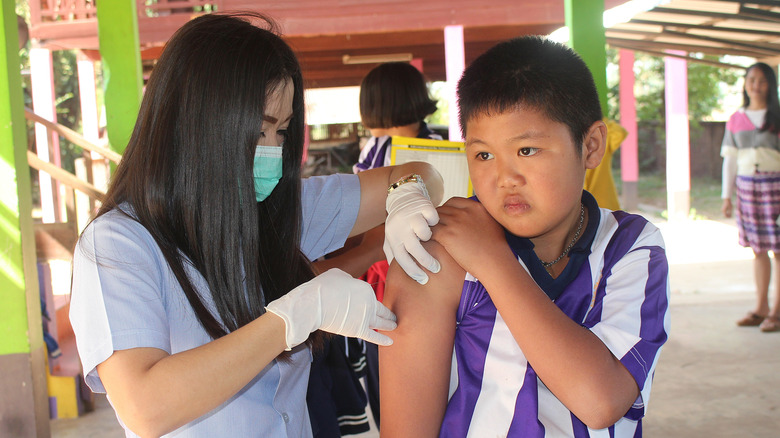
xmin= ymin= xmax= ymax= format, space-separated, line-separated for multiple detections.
xmin=742 ymin=62 xmax=780 ymax=134
xmin=95 ymin=12 xmax=313 ymax=340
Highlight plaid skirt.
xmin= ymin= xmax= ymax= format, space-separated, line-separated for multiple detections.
xmin=736 ymin=172 xmax=780 ymax=252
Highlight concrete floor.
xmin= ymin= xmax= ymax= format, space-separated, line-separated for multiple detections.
xmin=51 ymin=213 xmax=780 ymax=437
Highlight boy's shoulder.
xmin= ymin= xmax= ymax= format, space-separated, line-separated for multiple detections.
xmin=590 ymin=207 xmax=665 ymax=267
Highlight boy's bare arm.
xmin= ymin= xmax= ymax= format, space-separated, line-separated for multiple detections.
xmin=379 ymin=241 xmax=462 ymax=438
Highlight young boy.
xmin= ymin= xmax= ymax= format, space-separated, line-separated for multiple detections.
xmin=379 ymin=36 xmax=670 ymax=437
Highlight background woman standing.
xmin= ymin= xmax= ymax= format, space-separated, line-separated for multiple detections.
xmin=721 ymin=62 xmax=780 ymax=332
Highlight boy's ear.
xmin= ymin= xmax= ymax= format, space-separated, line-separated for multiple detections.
xmin=582 ymin=120 xmax=607 ymax=170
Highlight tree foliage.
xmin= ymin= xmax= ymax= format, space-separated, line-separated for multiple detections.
xmin=607 ymin=48 xmax=742 ymax=123
xmin=606 ymin=47 xmax=743 ymax=171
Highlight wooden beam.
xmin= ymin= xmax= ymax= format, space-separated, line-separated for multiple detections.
xmin=27 ymin=151 xmax=105 ymax=201
xmin=628 ymin=19 xmax=780 ymax=38
xmin=709 ymin=0 xmax=780 ymax=6
xmin=24 ymin=108 xmax=122 ymax=163
xmin=662 ymin=29 xmax=780 ymax=56
xmin=739 ymin=5 xmax=780 ymax=23
xmin=605 ymin=29 xmax=776 ymax=58
xmin=606 ymin=40 xmax=746 ymax=69
xmin=606 ymin=36 xmax=767 ymax=59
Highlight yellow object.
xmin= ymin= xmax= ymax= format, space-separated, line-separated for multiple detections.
xmin=47 ymin=370 xmax=80 ymax=418
xmin=584 ymin=119 xmax=626 ymax=211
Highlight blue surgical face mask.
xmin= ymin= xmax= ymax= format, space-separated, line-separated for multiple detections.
xmin=253 ymin=145 xmax=284 ymax=202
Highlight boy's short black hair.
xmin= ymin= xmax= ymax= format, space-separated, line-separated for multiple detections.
xmin=360 ymin=62 xmax=438 ymax=129
xmin=457 ymin=36 xmax=603 ymax=151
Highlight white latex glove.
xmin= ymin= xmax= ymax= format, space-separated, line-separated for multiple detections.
xmin=266 ymin=268 xmax=397 ymax=351
xmin=384 ymin=179 xmax=441 ymax=285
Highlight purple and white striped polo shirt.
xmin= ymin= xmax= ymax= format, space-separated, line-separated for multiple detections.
xmin=441 ymin=193 xmax=670 ymax=437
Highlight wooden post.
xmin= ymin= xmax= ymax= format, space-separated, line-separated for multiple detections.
xmin=0 ymin=0 xmax=50 ymax=435
xmin=29 ymin=46 xmax=61 ymax=223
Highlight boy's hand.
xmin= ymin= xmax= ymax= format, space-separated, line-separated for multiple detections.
xmin=432 ymin=197 xmax=509 ymax=276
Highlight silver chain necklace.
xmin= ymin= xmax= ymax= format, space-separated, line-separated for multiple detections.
xmin=541 ymin=203 xmax=585 ymax=269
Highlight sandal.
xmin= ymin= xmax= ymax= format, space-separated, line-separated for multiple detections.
xmin=737 ymin=312 xmax=766 ymax=327
xmin=760 ymin=316 xmax=780 ymax=333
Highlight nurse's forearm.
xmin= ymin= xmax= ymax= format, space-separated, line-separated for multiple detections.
xmin=97 ymin=312 xmax=287 ymax=438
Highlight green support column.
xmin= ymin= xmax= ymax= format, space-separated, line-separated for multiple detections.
xmin=0 ymin=0 xmax=50 ymax=436
xmin=97 ymin=0 xmax=142 ymax=155
xmin=565 ymin=0 xmax=608 ymax=113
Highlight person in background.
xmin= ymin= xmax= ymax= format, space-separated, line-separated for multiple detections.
xmin=379 ymin=36 xmax=670 ymax=437
xmin=353 ymin=62 xmax=442 ymax=174
xmin=308 ymin=61 xmax=442 ymax=435
xmin=68 ymin=12 xmax=443 ymax=438
xmin=722 ymin=62 xmax=780 ymax=332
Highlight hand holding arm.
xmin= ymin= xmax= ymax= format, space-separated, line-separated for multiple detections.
xmin=432 ymin=197 xmax=511 ymax=278
xmin=383 ymin=174 xmax=441 ymax=284
xmin=266 ymin=268 xmax=397 ymax=349
xmin=354 ymin=162 xmax=444 ymax=283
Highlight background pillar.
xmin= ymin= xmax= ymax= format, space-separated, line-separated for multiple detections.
xmin=0 ymin=0 xmax=50 ymax=435
xmin=444 ymin=24 xmax=464 ymax=142
xmin=619 ymin=49 xmax=639 ymax=211
xmin=97 ymin=0 xmax=142 ymax=155
xmin=664 ymin=51 xmax=691 ymax=221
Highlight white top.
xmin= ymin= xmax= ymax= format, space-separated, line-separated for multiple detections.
xmin=70 ymin=174 xmax=361 ymax=437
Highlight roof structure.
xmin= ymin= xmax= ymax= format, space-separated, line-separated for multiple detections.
xmin=25 ymin=1 xmax=780 ymax=88
xmin=606 ymin=0 xmax=780 ymax=67
xmin=26 ymin=0 xmax=624 ymax=88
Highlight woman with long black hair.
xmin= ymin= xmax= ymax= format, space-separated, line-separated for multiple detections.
xmin=69 ymin=12 xmax=442 ymax=437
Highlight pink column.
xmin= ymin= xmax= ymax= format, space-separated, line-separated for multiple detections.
xmin=444 ymin=25 xmax=465 ymax=142
xmin=619 ymin=49 xmax=639 ymax=210
xmin=30 ymin=47 xmax=61 ymax=223
xmin=664 ymin=51 xmax=691 ymax=221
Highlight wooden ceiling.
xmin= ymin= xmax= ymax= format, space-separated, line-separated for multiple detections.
xmin=27 ymin=0 xmax=627 ymax=88
xmin=27 ymin=0 xmax=779 ymax=90
xmin=606 ymin=0 xmax=780 ymax=68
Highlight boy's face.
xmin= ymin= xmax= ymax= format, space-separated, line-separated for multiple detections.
xmin=464 ymin=107 xmax=604 ymax=242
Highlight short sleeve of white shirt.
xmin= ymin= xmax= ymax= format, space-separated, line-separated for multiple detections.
xmin=70 ymin=209 xmax=174 ymax=393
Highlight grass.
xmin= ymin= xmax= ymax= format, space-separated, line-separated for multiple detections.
xmin=614 ymin=170 xmax=724 ymax=220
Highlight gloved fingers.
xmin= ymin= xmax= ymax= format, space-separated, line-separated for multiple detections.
xmin=421 ymin=205 xmax=440 ymax=226
xmin=409 ymin=215 xmax=433 ymax=241
xmin=371 ymin=317 xmax=398 ymax=332
xmin=404 ymin=237 xmax=441 ymax=274
xmin=375 ymin=301 xmax=397 ymax=322
xmin=370 ymin=303 xmax=397 ymax=332
xmin=392 ymin=245 xmax=429 ymax=285
xmin=359 ymin=330 xmax=394 ymax=347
